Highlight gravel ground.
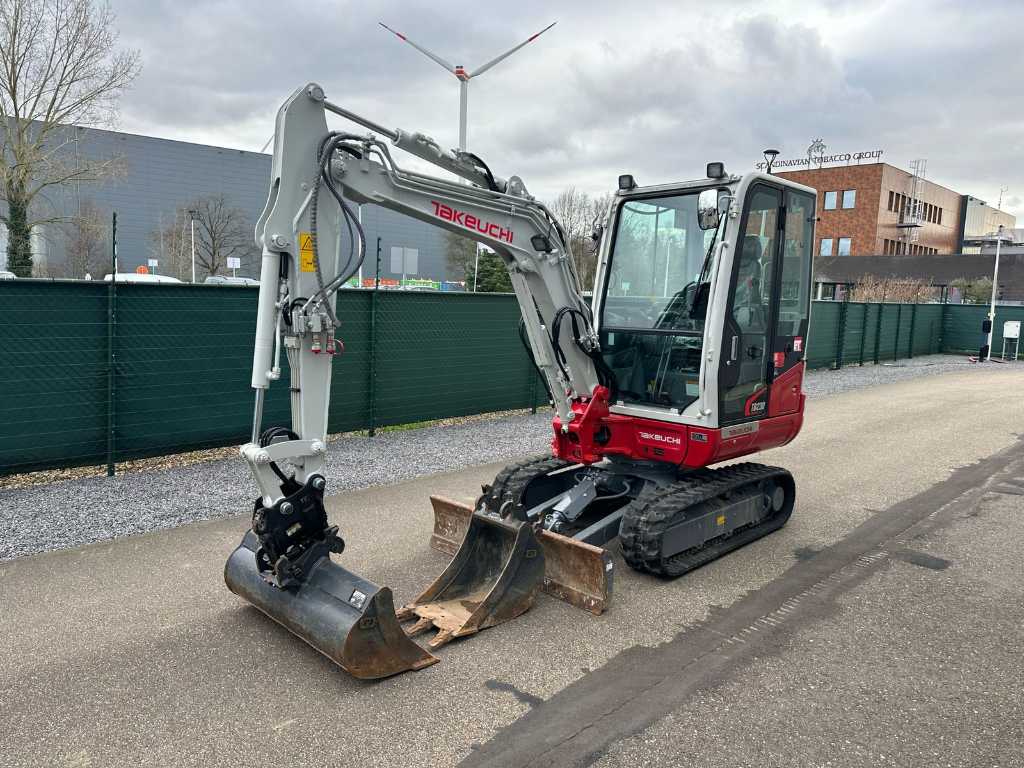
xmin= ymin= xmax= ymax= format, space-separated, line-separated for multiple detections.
xmin=0 ymin=353 xmax=1015 ymax=561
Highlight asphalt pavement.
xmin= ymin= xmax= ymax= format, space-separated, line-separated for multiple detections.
xmin=1 ymin=368 xmax=1022 ymax=768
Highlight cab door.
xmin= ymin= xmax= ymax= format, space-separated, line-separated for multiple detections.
xmin=719 ymin=184 xmax=782 ymax=424
xmin=767 ymin=189 xmax=815 ymax=416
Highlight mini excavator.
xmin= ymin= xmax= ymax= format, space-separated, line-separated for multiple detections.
xmin=225 ymin=83 xmax=817 ymax=678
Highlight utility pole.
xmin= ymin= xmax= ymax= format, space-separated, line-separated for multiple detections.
xmin=473 ymin=245 xmax=480 ymax=292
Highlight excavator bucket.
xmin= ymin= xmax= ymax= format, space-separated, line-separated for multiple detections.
xmin=225 ymin=531 xmax=438 ymax=679
xmin=396 ymin=510 xmax=546 ymax=647
xmin=428 ymin=496 xmax=613 ymax=615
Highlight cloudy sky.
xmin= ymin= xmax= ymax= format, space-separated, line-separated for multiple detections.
xmin=113 ymin=0 xmax=1023 ymax=219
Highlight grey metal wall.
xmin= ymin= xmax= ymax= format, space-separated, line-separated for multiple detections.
xmin=9 ymin=124 xmax=451 ymax=281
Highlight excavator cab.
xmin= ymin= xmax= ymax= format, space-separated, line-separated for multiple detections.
xmin=596 ymin=175 xmax=815 ymax=423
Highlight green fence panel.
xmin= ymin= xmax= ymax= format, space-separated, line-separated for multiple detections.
xmin=941 ymin=304 xmax=1024 ymax=355
xmin=840 ymin=303 xmax=866 ymax=366
xmin=372 ymin=291 xmax=534 ymax=427
xmin=5 ymin=280 xmax=1018 ymax=477
xmin=877 ymin=304 xmax=898 ymax=360
xmin=326 ymin=290 xmax=372 ymax=434
xmin=912 ymin=305 xmax=943 ymax=356
xmin=806 ymin=301 xmax=839 ymax=369
xmin=0 ymin=282 xmax=109 ymax=474
xmin=112 ymin=284 xmax=287 ymax=462
xmin=862 ymin=303 xmax=881 ymax=364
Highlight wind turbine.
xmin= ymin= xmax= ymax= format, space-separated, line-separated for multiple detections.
xmin=378 ymin=20 xmax=557 ymax=152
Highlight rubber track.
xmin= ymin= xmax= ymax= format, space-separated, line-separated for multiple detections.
xmin=619 ymin=462 xmax=794 ymax=577
xmin=477 ymin=454 xmax=574 ymax=517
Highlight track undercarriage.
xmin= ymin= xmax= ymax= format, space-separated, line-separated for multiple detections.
xmin=472 ymin=454 xmax=795 ymax=578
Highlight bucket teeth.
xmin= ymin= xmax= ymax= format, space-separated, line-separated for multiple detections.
xmin=400 ymin=511 xmax=546 ymax=647
xmin=403 ymin=617 xmax=435 ymax=637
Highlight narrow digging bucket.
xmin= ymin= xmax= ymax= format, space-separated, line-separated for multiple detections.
xmin=225 ymin=531 xmax=438 ymax=679
xmin=428 ymin=495 xmax=613 ymax=615
xmin=396 ymin=511 xmax=545 ymax=648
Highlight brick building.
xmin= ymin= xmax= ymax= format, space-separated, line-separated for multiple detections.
xmin=777 ymin=163 xmax=963 ymax=257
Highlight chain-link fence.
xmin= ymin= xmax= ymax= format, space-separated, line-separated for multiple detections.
xmin=0 ymin=282 xmax=544 ymax=476
xmin=2 ymin=281 xmax=1022 ymax=477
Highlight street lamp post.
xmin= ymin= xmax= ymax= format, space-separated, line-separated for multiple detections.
xmin=984 ymin=224 xmax=1007 ymax=361
xmin=188 ymin=210 xmax=198 ymax=283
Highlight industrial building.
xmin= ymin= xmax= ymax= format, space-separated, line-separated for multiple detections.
xmin=959 ymin=196 xmax=1017 ymax=253
xmin=0 ymin=124 xmax=450 ymax=283
xmin=777 ymin=162 xmax=968 ymax=256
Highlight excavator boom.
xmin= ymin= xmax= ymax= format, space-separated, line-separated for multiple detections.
xmin=225 ymin=84 xmax=615 ymax=677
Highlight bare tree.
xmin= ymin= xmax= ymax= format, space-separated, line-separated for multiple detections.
xmin=62 ymin=197 xmax=108 ymax=277
xmin=548 ymin=187 xmax=613 ymax=291
xmin=149 ymin=207 xmax=192 ymax=280
xmin=847 ymin=276 xmax=940 ymax=303
xmin=0 ymin=0 xmax=140 ymax=276
xmin=444 ymin=230 xmax=476 ymax=284
xmin=150 ymin=194 xmax=257 ymax=281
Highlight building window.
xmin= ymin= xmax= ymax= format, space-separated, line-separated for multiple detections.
xmin=842 ymin=189 xmax=856 ymax=209
xmin=823 ymin=191 xmax=838 ymax=210
xmin=820 ymin=238 xmax=834 ymax=256
xmin=837 ymin=237 xmax=852 ymax=256
xmin=938 ymin=207 xmax=942 ymax=225
xmin=888 ymin=190 xmax=895 ymax=212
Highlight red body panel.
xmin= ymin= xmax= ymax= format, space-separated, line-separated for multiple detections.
xmin=768 ymin=361 xmax=805 ymax=417
xmin=551 ymin=363 xmax=807 ymax=470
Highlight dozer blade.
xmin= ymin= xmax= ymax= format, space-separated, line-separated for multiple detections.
xmin=396 ymin=509 xmax=546 ymax=648
xmin=225 ymin=531 xmax=438 ymax=679
xmin=428 ymin=495 xmax=613 ymax=616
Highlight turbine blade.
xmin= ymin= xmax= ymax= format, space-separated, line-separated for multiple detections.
xmin=378 ymin=22 xmax=455 ymax=73
xmin=469 ymin=21 xmax=557 ymax=78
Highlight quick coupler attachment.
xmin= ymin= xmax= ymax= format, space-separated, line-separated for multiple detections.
xmin=224 ymin=475 xmax=437 ymax=679
xmin=396 ymin=510 xmax=546 ymax=648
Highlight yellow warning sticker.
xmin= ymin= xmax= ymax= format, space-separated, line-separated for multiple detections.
xmin=716 ymin=514 xmax=726 ymax=526
xmin=299 ymin=232 xmax=315 ymax=272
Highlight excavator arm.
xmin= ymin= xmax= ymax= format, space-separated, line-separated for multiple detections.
xmin=225 ymin=83 xmax=612 ymax=678
xmin=244 ymin=83 xmax=602 ymax=507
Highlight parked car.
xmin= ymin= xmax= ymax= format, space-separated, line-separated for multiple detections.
xmin=204 ymin=275 xmax=260 ymax=286
xmin=103 ymin=273 xmax=183 ymax=284
xmin=0 ymin=270 xmax=16 ymax=280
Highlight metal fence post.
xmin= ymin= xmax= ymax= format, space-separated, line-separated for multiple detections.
xmin=367 ymin=236 xmax=381 ymax=437
xmin=835 ymin=300 xmax=848 ymax=369
xmin=106 ymin=212 xmax=117 ymax=476
xmin=907 ymin=304 xmax=917 ymax=358
xmin=894 ymin=303 xmax=903 ymax=361
xmin=939 ymin=301 xmax=949 ymax=353
xmin=858 ymin=303 xmax=868 ymax=365
xmin=873 ymin=303 xmax=882 ymax=364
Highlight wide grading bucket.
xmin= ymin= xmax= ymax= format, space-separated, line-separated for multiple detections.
xmin=225 ymin=531 xmax=438 ymax=679
xmin=428 ymin=496 xmax=613 ymax=615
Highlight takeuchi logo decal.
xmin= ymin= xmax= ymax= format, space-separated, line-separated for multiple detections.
xmin=431 ymin=201 xmax=513 ymax=243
